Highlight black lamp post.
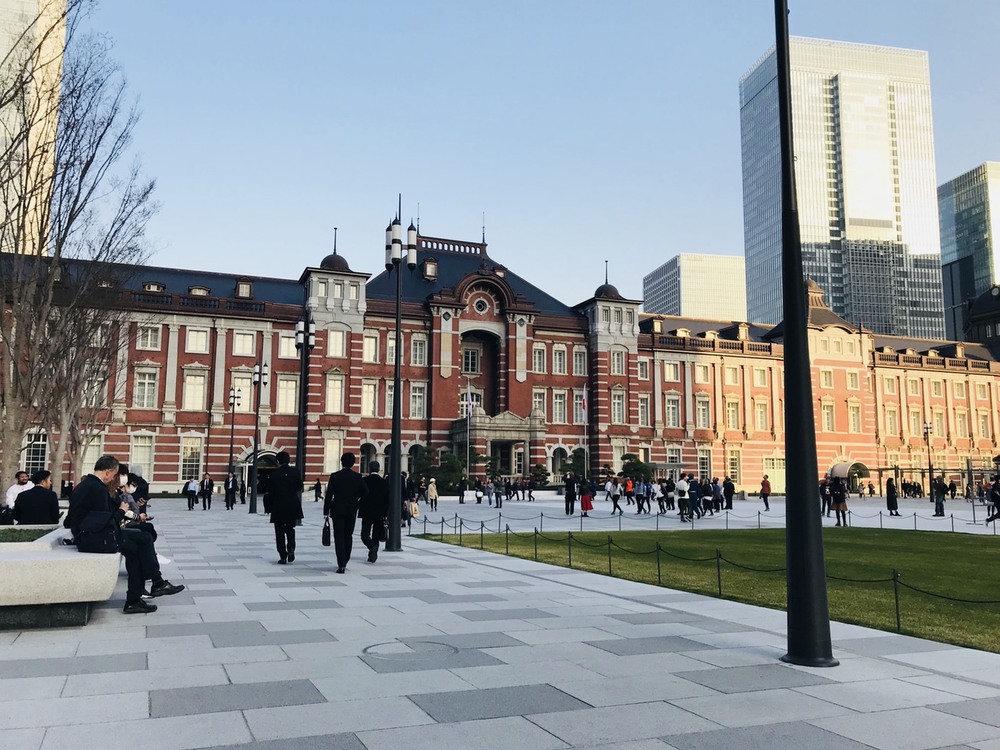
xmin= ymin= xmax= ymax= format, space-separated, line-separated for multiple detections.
xmin=385 ymin=211 xmax=417 ymax=552
xmin=923 ymin=422 xmax=933 ymax=491
xmin=294 ymin=315 xmax=316 ymax=484
xmin=249 ymin=361 xmax=269 ymax=514
xmin=227 ymin=385 xmax=242 ymax=473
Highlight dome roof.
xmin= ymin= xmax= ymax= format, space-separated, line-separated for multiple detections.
xmin=594 ymin=282 xmax=623 ymax=300
xmin=320 ymin=252 xmax=351 ymax=272
xmin=968 ymin=285 xmax=1000 ymax=318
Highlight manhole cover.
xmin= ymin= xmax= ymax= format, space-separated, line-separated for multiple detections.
xmin=362 ymin=640 xmax=459 ymax=661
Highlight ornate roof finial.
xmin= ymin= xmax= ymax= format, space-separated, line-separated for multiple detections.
xmin=333 ymin=227 xmax=338 ymax=254
xmin=605 ymin=259 xmax=609 ymax=285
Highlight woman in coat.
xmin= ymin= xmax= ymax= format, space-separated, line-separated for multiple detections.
xmin=886 ymin=478 xmax=900 ymax=517
xmin=427 ymin=477 xmax=438 ymax=511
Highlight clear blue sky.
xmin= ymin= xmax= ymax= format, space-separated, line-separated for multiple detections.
xmin=85 ymin=1 xmax=1000 ymax=306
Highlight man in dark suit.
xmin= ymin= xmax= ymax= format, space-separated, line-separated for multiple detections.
xmin=224 ymin=472 xmax=238 ymax=510
xmin=199 ymin=473 xmax=214 ymax=510
xmin=267 ymin=451 xmax=303 ymax=564
xmin=324 ymin=452 xmax=368 ymax=574
xmin=13 ymin=470 xmax=60 ymax=525
xmin=360 ymin=460 xmax=389 ymax=563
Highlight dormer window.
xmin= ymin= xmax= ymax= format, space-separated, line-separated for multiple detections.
xmin=97 ymin=279 xmax=113 ymax=288
xmin=188 ymin=286 xmax=210 ymax=297
xmin=494 ymin=266 xmax=506 ymax=278
xmin=142 ymin=281 xmax=165 ymax=293
xmin=235 ymin=280 xmax=252 ymax=298
xmin=422 ymin=258 xmax=438 ymax=281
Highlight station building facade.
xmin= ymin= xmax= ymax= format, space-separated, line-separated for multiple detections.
xmin=24 ymin=232 xmax=1000 ymax=494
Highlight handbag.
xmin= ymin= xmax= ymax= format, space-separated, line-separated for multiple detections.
xmin=321 ymin=517 xmax=331 ymax=547
xmin=0 ymin=506 xmax=13 ymax=526
xmin=76 ymin=511 xmax=121 ymax=554
xmin=409 ymin=501 xmax=420 ymax=518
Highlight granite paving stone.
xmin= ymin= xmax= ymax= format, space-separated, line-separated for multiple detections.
xmin=796 ymin=677 xmax=965 ymax=712
xmin=528 ymin=701 xmax=722 ymax=746
xmin=0 ymin=652 xmax=147 ymax=678
xmin=150 ymin=679 xmax=327 ymax=718
xmin=62 ymin=664 xmax=230 ymax=697
xmin=666 ymin=721 xmax=875 ymax=750
xmin=675 ymin=663 xmax=835 ymax=693
xmin=204 ymin=735 xmax=367 ymax=750
xmin=935 ymin=698 xmax=1000 ymax=728
xmin=551 ymin=672 xmax=719 ymax=706
xmin=409 ymin=682 xmax=589 ymax=722
xmin=40 ymin=712 xmax=253 ymax=750
xmin=0 ymin=727 xmax=46 ymax=750
xmin=586 ymin=635 xmax=716 ymax=656
xmin=672 ymin=687 xmax=852 ymax=727
xmin=244 ymin=600 xmax=344 ymax=611
xmin=357 ymin=716 xmax=572 ymax=750
xmin=453 ymin=607 xmax=558 ymax=621
xmin=0 ymin=691 xmax=148 ymax=729
xmin=242 ymin=696 xmax=434 ymax=740
xmin=810 ymin=706 xmax=1000 ymax=750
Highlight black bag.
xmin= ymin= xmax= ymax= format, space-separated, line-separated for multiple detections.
xmin=0 ymin=506 xmax=13 ymax=525
xmin=321 ymin=517 xmax=331 ymax=547
xmin=75 ymin=511 xmax=121 ymax=554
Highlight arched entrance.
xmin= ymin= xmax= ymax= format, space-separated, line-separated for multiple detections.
xmin=242 ymin=450 xmax=278 ymax=494
xmin=360 ymin=443 xmax=377 ymax=474
xmin=551 ymin=447 xmax=568 ymax=478
xmin=830 ymin=461 xmax=870 ymax=492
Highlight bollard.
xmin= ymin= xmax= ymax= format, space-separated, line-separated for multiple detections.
xmin=568 ymin=532 xmax=573 ymax=568
xmin=607 ymin=535 xmax=613 ymax=574
xmin=656 ymin=512 xmax=659 ymax=532
xmin=892 ymin=568 xmax=901 ymax=632
xmin=505 ymin=524 xmax=510 ymax=554
xmin=716 ymin=549 xmax=723 ymax=597
xmin=758 ymin=511 xmax=761 ymax=529
xmin=440 ymin=518 xmax=445 ymax=539
xmin=618 ymin=512 xmax=622 ymax=532
xmin=914 ymin=512 xmax=917 ymax=531
xmin=540 ymin=513 xmax=543 ymax=533
xmin=951 ymin=514 xmax=955 ymax=533
xmin=480 ymin=521 xmax=484 ymax=549
xmin=498 ymin=513 xmax=502 ymax=534
xmin=972 ymin=501 xmax=977 ymax=524
xmin=656 ymin=542 xmax=662 ymax=585
xmin=580 ymin=512 xmax=584 ymax=532
xmin=725 ymin=511 xmax=729 ymax=530
xmin=533 ymin=528 xmax=538 ymax=561
xmin=458 ymin=515 xmax=462 ymax=544
xmin=879 ymin=511 xmax=883 ymax=529
xmin=423 ymin=516 xmax=427 ymax=535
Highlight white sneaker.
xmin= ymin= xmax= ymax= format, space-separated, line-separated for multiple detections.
xmin=156 ymin=554 xmax=171 ymax=566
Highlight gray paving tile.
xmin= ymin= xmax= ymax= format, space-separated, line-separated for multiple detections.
xmin=173 ymin=578 xmax=225 ymax=584
xmin=189 ymin=589 xmax=238 ymax=597
xmin=552 ymin=672 xmax=718 ymax=706
xmin=935 ymin=698 xmax=1000 ymax=728
xmin=243 ymin=697 xmax=433 ymax=740
xmin=798 ymin=678 xmax=964 ymax=712
xmin=529 ymin=700 xmax=720 ymax=745
xmin=409 ymin=682 xmax=588 ymax=722
xmin=667 ymin=721 xmax=874 ymax=750
xmin=403 ymin=632 xmax=526 ymax=649
xmin=674 ymin=663 xmax=832 ymax=694
xmin=454 ymin=607 xmax=557 ymax=621
xmin=0 ymin=652 xmax=147 ymax=678
xmin=835 ymin=634 xmax=958 ymax=657
xmin=244 ymin=600 xmax=343 ymax=611
xmin=609 ymin=612 xmax=703 ymax=625
xmin=672 ymin=688 xmax=850 ymax=728
xmin=586 ymin=636 xmax=715 ymax=656
xmin=360 ymin=639 xmax=504 ymax=673
xmin=205 ymin=736 xmax=366 ymax=750
xmin=361 ymin=573 xmax=437 ymax=579
xmin=150 ymin=679 xmax=326 ymax=718
xmin=457 ymin=580 xmax=534 ymax=588
xmin=361 ymin=589 xmax=504 ymax=604
xmin=264 ymin=580 xmax=346 ymax=588
xmin=357 ymin=716 xmax=570 ymax=750
xmin=63 ymin=665 xmax=229 ymax=696
xmin=41 ymin=712 xmax=252 ymax=750
xmin=810 ymin=706 xmax=1000 ymax=750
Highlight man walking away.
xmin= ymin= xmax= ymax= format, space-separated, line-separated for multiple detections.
xmin=985 ymin=476 xmax=1000 ymax=524
xmin=723 ymin=476 xmax=735 ymax=510
xmin=564 ymin=472 xmax=576 ymax=516
xmin=760 ymin=475 xmax=771 ymax=511
xmin=360 ymin=461 xmax=389 ymax=563
xmin=324 ymin=452 xmax=369 ymax=574
xmin=268 ymin=451 xmax=303 ymax=564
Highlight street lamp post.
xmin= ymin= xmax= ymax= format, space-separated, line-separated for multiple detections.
xmin=249 ymin=361 xmax=269 ymax=514
xmin=385 ymin=212 xmax=417 ymax=552
xmin=227 ymin=386 xmax=242 ymax=473
xmin=923 ymin=422 xmax=934 ymax=494
xmin=294 ymin=315 xmax=316 ymax=484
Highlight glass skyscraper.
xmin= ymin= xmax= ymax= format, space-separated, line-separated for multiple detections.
xmin=939 ymin=162 xmax=1000 ymax=340
xmin=642 ymin=254 xmax=747 ymax=320
xmin=740 ymin=37 xmax=945 ymax=338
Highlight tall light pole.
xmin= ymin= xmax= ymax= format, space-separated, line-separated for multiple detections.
xmin=464 ymin=374 xmax=475 ymax=479
xmin=385 ymin=209 xmax=417 ymax=552
xmin=227 ymin=386 xmax=242 ymax=473
xmin=294 ymin=314 xmax=316 ymax=484
xmin=923 ymin=422 xmax=933 ymax=492
xmin=249 ymin=361 xmax=269 ymax=514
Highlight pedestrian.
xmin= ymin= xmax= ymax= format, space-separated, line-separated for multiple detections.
xmin=985 ymin=476 xmax=1000 ymax=524
xmin=527 ymin=479 xmax=535 ymax=501
xmin=820 ymin=476 xmax=832 ymax=517
xmin=832 ymin=476 xmax=848 ymax=526
xmin=723 ymin=476 xmax=735 ymax=510
xmin=664 ymin=475 xmax=675 ymax=511
xmin=609 ymin=477 xmax=623 ymax=515
xmin=867 ymin=481 xmax=875 ymax=498
xmin=427 ymin=478 xmax=438 ymax=511
xmin=184 ymin=477 xmax=198 ymax=510
xmin=948 ymin=480 xmax=957 ymax=501
xmin=268 ymin=451 xmax=303 ymax=564
xmin=458 ymin=475 xmax=467 ymax=504
xmin=199 ymin=473 xmax=214 ymax=510
xmin=688 ymin=475 xmax=704 ymax=518
xmin=711 ymin=477 xmax=723 ymax=513
xmin=324 ymin=452 xmax=369 ymax=574
xmin=564 ymin=472 xmax=576 ymax=516
xmin=886 ymin=477 xmax=900 ymax=517
xmin=604 ymin=478 xmax=613 ymax=502
xmin=933 ymin=475 xmax=947 ymax=517
xmin=760 ymin=474 xmax=771 ymax=511
xmin=493 ymin=477 xmax=504 ymax=509
xmin=360 ymin=460 xmax=389 ymax=563
xmin=484 ymin=477 xmax=494 ymax=507
xmin=675 ymin=474 xmax=690 ymax=522
xmin=239 ymin=479 xmax=246 ymax=504
xmin=579 ymin=479 xmax=593 ymax=517
xmin=313 ymin=478 xmax=323 ymax=502
xmin=224 ymin=471 xmax=238 ymax=510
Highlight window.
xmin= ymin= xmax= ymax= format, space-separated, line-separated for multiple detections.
xmin=601 ymin=307 xmax=610 ymax=323
xmin=532 ymin=389 xmax=546 ymax=419
xmin=386 ymin=335 xmax=397 ymax=366
xmin=727 ymin=450 xmax=741 ymax=482
xmin=848 ymin=404 xmax=862 ymax=433
xmin=695 ymin=398 xmax=710 ymax=429
xmin=664 ymin=362 xmax=680 ymax=381
xmin=637 ymin=395 xmax=650 ymax=427
xmin=552 ymin=391 xmax=567 ymax=423
xmin=133 ymin=371 xmax=158 ymax=409
xmin=317 ymin=280 xmax=328 ymax=298
xmin=325 ymin=374 xmax=344 ymax=413
xmin=553 ymin=348 xmax=567 ymax=375
xmin=573 ymin=349 xmax=587 ymax=376
xmin=459 ymin=390 xmax=482 ymax=418
xmin=755 ymin=401 xmax=769 ymax=431
xmin=933 ymin=411 xmax=945 ymax=437
xmin=726 ymin=400 xmax=740 ymax=430
xmin=278 ymin=333 xmax=297 ymax=358
xmin=130 ymin=434 xmax=154 ymax=477
xmin=724 ymin=366 xmax=739 ymax=385
xmin=385 ymin=382 xmax=394 ymax=417
xmin=573 ymin=391 xmax=585 ymax=423
xmin=533 ymin=345 xmax=546 ymax=373
xmin=611 ymin=391 xmax=626 ymax=424
xmin=232 ymin=374 xmax=252 ymax=412
xmin=979 ymin=412 xmax=991 ymax=439
xmin=885 ymin=407 xmax=898 ymax=435
xmin=846 ymin=340 xmax=856 ymax=354
xmin=411 ymin=337 xmax=427 ymax=366
xmin=910 ymin=409 xmax=922 ymax=437
xmin=954 ymin=382 xmax=966 ymax=399
xmin=884 ymin=378 xmax=897 ymax=395
xmin=232 ymin=332 xmax=255 ymax=357
xmin=323 ymin=437 xmax=343 ymax=474
xmin=463 ymin=346 xmax=481 ymax=374
xmin=821 ymin=403 xmax=834 ymax=432
xmin=665 ymin=396 xmax=681 ymax=428
xmin=819 ymin=338 xmax=830 ymax=353
xmin=637 ymin=359 xmax=649 ymax=380
xmin=908 ymin=379 xmax=920 ymax=396
xmin=753 ymin=368 xmax=767 ymax=387
xmin=22 ymin=432 xmax=47 ymax=475
xmin=956 ymin=412 xmax=969 ymax=438
xmin=325 ymin=330 xmax=345 ymax=358
xmin=410 ymin=383 xmax=426 ymax=419
xmin=613 ymin=308 xmax=622 ymax=324
xmin=820 ymin=369 xmax=833 ymax=388
xmin=142 ymin=281 xmax=165 ymax=293
xmin=697 ymin=449 xmax=711 ymax=479
xmin=977 ymin=383 xmax=988 ymax=400
xmin=277 ymin=377 xmax=298 ymax=413
xmin=180 ymin=436 xmax=203 ymax=479
xmin=931 ymin=381 xmax=943 ymax=397
xmin=236 ymin=280 xmax=252 ymax=298
xmin=137 ymin=325 xmax=161 ymax=350
xmin=666 ymin=446 xmax=682 ymax=466
xmin=333 ymin=282 xmax=343 ymax=298
xmin=610 ymin=350 xmax=625 ymax=375
xmin=349 ymin=283 xmax=359 ymax=300
xmin=363 ymin=333 xmax=379 ymax=363
xmin=361 ymin=382 xmax=377 ymax=417
xmin=188 ymin=286 xmax=210 ymax=297
xmin=84 ymin=374 xmax=107 ymax=408
xmin=833 ymin=339 xmax=843 ymax=354
xmin=182 ymin=372 xmax=206 ymax=410
xmin=186 ymin=328 xmax=208 ymax=354
xmin=694 ymin=364 xmax=710 ymax=383
xmin=847 ymin=372 xmax=859 ymax=390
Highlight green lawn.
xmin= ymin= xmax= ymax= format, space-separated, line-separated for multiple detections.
xmin=0 ymin=527 xmax=53 ymax=543
xmin=433 ymin=527 xmax=1000 ymax=653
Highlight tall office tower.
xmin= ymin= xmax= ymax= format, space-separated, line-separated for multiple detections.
xmin=642 ymin=254 xmax=747 ymax=319
xmin=740 ymin=37 xmax=945 ymax=338
xmin=939 ymin=162 xmax=1000 ymax=340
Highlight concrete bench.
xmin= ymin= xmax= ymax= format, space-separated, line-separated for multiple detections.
xmin=0 ymin=526 xmax=121 ymax=629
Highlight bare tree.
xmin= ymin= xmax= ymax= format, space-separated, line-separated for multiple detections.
xmin=0 ymin=0 xmax=156 ymax=488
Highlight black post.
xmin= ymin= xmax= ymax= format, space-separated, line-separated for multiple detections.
xmin=227 ymin=386 xmax=241 ymax=473
xmin=294 ymin=316 xmax=315 ymax=486
xmin=249 ymin=361 xmax=268 ymax=515
xmin=775 ymin=0 xmax=838 ymax=667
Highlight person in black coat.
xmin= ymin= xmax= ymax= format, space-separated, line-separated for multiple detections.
xmin=886 ymin=478 xmax=900 ymax=517
xmin=224 ymin=472 xmax=238 ymax=510
xmin=360 ymin=460 xmax=390 ymax=563
xmin=722 ymin=476 xmax=736 ymax=510
xmin=13 ymin=470 xmax=60 ymax=525
xmin=268 ymin=451 xmax=303 ymax=564
xmin=563 ymin=472 xmax=576 ymax=515
xmin=199 ymin=473 xmax=214 ymax=510
xmin=324 ymin=452 xmax=369 ymax=573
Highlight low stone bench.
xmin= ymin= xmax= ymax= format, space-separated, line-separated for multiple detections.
xmin=0 ymin=526 xmax=120 ymax=629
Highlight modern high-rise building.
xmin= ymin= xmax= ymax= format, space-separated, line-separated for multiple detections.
xmin=939 ymin=162 xmax=1000 ymax=340
xmin=740 ymin=37 xmax=945 ymax=338
xmin=642 ymin=254 xmax=747 ymax=320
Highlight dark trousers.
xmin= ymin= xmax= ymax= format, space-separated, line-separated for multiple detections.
xmin=565 ymin=495 xmax=575 ymax=515
xmin=934 ymin=495 xmax=945 ymax=516
xmin=274 ymin=521 xmax=296 ymax=560
xmin=118 ymin=527 xmax=161 ymax=602
xmin=761 ymin=493 xmax=770 ymax=510
xmin=611 ymin=495 xmax=622 ymax=514
xmin=332 ymin=513 xmax=357 ymax=568
xmin=186 ymin=491 xmax=197 ymax=510
xmin=360 ymin=516 xmax=384 ymax=562
xmin=225 ymin=489 xmax=236 ymax=509
xmin=201 ymin=492 xmax=212 ymax=510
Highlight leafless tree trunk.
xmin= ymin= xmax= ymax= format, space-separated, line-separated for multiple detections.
xmin=0 ymin=0 xmax=156 ymax=489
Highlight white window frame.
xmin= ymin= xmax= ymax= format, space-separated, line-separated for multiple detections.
xmin=552 ymin=347 xmax=567 ymax=375
xmin=232 ymin=331 xmax=255 ymax=357
xmin=278 ymin=333 xmax=298 ymax=359
xmin=552 ymin=390 xmax=567 ymax=423
xmin=136 ymin=325 xmax=161 ymax=351
xmin=326 ymin=373 xmax=344 ymax=414
xmin=610 ymin=350 xmax=626 ymax=376
xmin=363 ymin=333 xmax=379 ymax=363
xmin=532 ymin=345 xmax=547 ymax=374
xmin=573 ymin=348 xmax=587 ymax=376
xmin=637 ymin=358 xmax=650 ymax=380
xmin=185 ymin=328 xmax=209 ymax=354
xmin=411 ymin=336 xmax=427 ymax=367
xmin=611 ymin=390 xmax=626 ymax=424
xmin=361 ymin=381 xmax=377 ymax=417
xmin=410 ymin=382 xmax=427 ymax=419
xmin=182 ymin=371 xmax=207 ymax=411
xmin=724 ymin=366 xmax=739 ymax=386
xmin=328 ymin=329 xmax=346 ymax=358
xmin=665 ymin=396 xmax=681 ymax=428
xmin=532 ymin=388 xmax=547 ymax=419
xmin=133 ymin=370 xmax=158 ymax=409
xmin=694 ymin=364 xmax=710 ymax=384
xmin=276 ymin=377 xmax=298 ymax=414
xmin=664 ymin=362 xmax=680 ymax=382
xmin=695 ymin=398 xmax=710 ymax=429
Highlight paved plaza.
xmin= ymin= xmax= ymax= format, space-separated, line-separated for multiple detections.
xmin=2 ymin=496 xmax=1000 ymax=749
